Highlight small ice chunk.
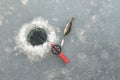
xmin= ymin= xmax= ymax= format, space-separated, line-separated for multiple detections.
xmin=21 ymin=0 xmax=29 ymax=5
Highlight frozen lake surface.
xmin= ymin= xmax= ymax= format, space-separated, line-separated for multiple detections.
xmin=0 ymin=0 xmax=120 ymax=80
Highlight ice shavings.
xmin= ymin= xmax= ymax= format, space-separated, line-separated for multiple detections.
xmin=15 ymin=17 xmax=59 ymax=61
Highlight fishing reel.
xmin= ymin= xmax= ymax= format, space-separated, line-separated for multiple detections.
xmin=51 ymin=44 xmax=69 ymax=64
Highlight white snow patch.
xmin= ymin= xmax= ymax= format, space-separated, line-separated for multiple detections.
xmin=90 ymin=0 xmax=97 ymax=6
xmin=88 ymin=14 xmax=101 ymax=25
xmin=21 ymin=0 xmax=29 ymax=5
xmin=56 ymin=0 xmax=59 ymax=3
xmin=44 ymin=69 xmax=56 ymax=80
xmin=66 ymin=7 xmax=70 ymax=10
xmin=52 ymin=17 xmax=58 ymax=22
xmin=45 ymin=68 xmax=72 ymax=80
xmin=56 ymin=28 xmax=60 ymax=32
xmin=15 ymin=17 xmax=59 ymax=61
xmin=77 ymin=53 xmax=88 ymax=63
xmin=71 ymin=39 xmax=74 ymax=43
xmin=4 ymin=47 xmax=13 ymax=53
xmin=91 ymin=15 xmax=99 ymax=23
xmin=77 ymin=29 xmax=86 ymax=43
xmin=92 ymin=15 xmax=97 ymax=21
xmin=0 ymin=15 xmax=4 ymax=26
xmin=0 ymin=21 xmax=2 ymax=26
xmin=101 ymin=50 xmax=109 ymax=59
xmin=100 ymin=0 xmax=113 ymax=17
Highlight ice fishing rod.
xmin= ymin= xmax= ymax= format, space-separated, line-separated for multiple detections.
xmin=45 ymin=39 xmax=69 ymax=64
xmin=50 ymin=44 xmax=69 ymax=64
xmin=48 ymin=17 xmax=74 ymax=64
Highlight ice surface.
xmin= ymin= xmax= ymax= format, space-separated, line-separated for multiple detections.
xmin=21 ymin=0 xmax=29 ymax=5
xmin=0 ymin=0 xmax=120 ymax=80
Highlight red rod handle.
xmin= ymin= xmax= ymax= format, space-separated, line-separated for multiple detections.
xmin=59 ymin=52 xmax=69 ymax=64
